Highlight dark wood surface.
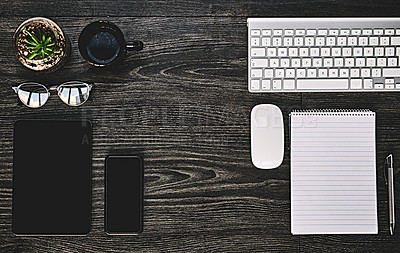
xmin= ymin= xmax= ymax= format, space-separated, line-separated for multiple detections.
xmin=1 ymin=0 xmax=400 ymax=252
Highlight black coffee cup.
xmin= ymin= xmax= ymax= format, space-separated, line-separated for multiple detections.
xmin=78 ymin=21 xmax=143 ymax=67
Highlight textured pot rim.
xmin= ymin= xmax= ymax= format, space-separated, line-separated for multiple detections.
xmin=13 ymin=17 xmax=68 ymax=72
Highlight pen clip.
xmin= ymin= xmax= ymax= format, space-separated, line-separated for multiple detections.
xmin=384 ymin=154 xmax=393 ymax=185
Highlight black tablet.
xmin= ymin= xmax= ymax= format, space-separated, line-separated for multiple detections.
xmin=12 ymin=120 xmax=92 ymax=235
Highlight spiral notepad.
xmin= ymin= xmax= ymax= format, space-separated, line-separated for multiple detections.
xmin=290 ymin=109 xmax=378 ymax=234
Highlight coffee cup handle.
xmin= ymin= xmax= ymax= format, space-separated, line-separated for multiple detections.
xmin=126 ymin=41 xmax=143 ymax=51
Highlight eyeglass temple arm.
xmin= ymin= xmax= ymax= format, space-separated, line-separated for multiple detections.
xmin=12 ymin=87 xmax=18 ymax=93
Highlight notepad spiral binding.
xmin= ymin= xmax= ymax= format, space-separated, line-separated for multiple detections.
xmin=290 ymin=109 xmax=375 ymax=117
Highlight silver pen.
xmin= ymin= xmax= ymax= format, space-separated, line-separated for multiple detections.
xmin=385 ymin=154 xmax=395 ymax=235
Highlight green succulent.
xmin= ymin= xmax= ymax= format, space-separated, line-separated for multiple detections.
xmin=23 ymin=29 xmax=60 ymax=60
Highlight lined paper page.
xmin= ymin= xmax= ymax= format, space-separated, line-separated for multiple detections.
xmin=290 ymin=110 xmax=377 ymax=234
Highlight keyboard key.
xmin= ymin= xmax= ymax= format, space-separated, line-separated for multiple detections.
xmin=351 ymin=69 xmax=360 ymax=77
xmin=251 ymin=38 xmax=260 ymax=46
xmin=272 ymin=37 xmax=282 ymax=46
xmin=296 ymin=30 xmax=305 ymax=35
xmin=251 ymin=69 xmax=263 ymax=78
xmin=386 ymin=47 xmax=395 ymax=56
xmin=262 ymin=29 xmax=272 ymax=36
xmin=351 ymin=29 xmax=361 ymax=35
xmin=340 ymin=29 xmax=350 ymax=35
xmin=270 ymin=58 xmax=279 ymax=67
xmin=329 ymin=69 xmax=339 ymax=77
xmin=284 ymin=80 xmax=295 ymax=89
xmin=345 ymin=58 xmax=355 ymax=67
xmin=364 ymin=79 xmax=373 ymax=89
xmin=273 ymin=30 xmax=283 ymax=36
xmin=307 ymin=29 xmax=317 ymax=35
xmin=372 ymin=68 xmax=381 ymax=77
xmin=380 ymin=37 xmax=390 ymax=45
xmin=288 ymin=48 xmax=298 ymax=56
xmin=283 ymin=37 xmax=293 ymax=46
xmin=251 ymin=59 xmax=268 ymax=67
xmin=281 ymin=58 xmax=290 ymax=67
xmin=318 ymin=29 xmax=328 ymax=35
xmin=307 ymin=69 xmax=317 ymax=78
xmin=278 ymin=48 xmax=288 ymax=56
xmin=297 ymin=79 xmax=348 ymax=90
xmin=292 ymin=58 xmax=301 ymax=67
xmin=275 ymin=69 xmax=285 ymax=78
xmin=348 ymin=37 xmax=357 ymax=45
xmin=272 ymin=80 xmax=282 ymax=90
xmin=286 ymin=68 xmax=295 ymax=77
xmin=385 ymin=29 xmax=395 ymax=35
xmin=366 ymin=58 xmax=376 ymax=67
xmin=264 ymin=69 xmax=274 ymax=78
xmin=386 ymin=84 xmax=395 ymax=89
xmin=397 ymin=29 xmax=400 ymax=35
xmin=391 ymin=37 xmax=400 ymax=45
xmin=356 ymin=58 xmax=365 ymax=67
xmin=305 ymin=37 xmax=314 ymax=46
xmin=329 ymin=29 xmax=339 ymax=35
xmin=374 ymin=29 xmax=384 ymax=35
xmin=297 ymin=69 xmax=306 ymax=78
xmin=318 ymin=69 xmax=328 ymax=77
xmin=385 ymin=78 xmax=395 ymax=84
xmin=388 ymin=58 xmax=397 ymax=66
xmin=251 ymin=80 xmax=260 ymax=90
xmin=362 ymin=29 xmax=372 ymax=35
xmin=267 ymin=48 xmax=277 ymax=57
xmin=396 ymin=83 xmax=400 ymax=89
xmin=251 ymin=30 xmax=260 ymax=36
xmin=361 ymin=68 xmax=371 ymax=77
xmin=261 ymin=80 xmax=271 ymax=90
xmin=383 ymin=68 xmax=400 ymax=77
xmin=359 ymin=37 xmax=368 ymax=45
xmin=350 ymin=79 xmax=362 ymax=89
xmin=294 ymin=37 xmax=304 ymax=46
xmin=375 ymin=83 xmax=384 ymax=89
xmin=340 ymin=69 xmax=349 ymax=77
xmin=284 ymin=29 xmax=294 ymax=35
xmin=316 ymin=37 xmax=325 ymax=46
xmin=370 ymin=37 xmax=379 ymax=45
xmin=251 ymin=48 xmax=265 ymax=57
xmin=261 ymin=38 xmax=271 ymax=46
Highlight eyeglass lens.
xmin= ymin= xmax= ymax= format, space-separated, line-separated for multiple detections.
xmin=17 ymin=83 xmax=49 ymax=108
xmin=58 ymin=82 xmax=90 ymax=106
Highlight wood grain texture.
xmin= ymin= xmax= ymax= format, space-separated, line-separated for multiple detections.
xmin=0 ymin=0 xmax=400 ymax=17
xmin=0 ymin=0 xmax=400 ymax=252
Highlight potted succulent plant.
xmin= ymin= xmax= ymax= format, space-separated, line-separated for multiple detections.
xmin=13 ymin=17 xmax=70 ymax=72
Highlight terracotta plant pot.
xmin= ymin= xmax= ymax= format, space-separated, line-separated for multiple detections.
xmin=13 ymin=17 xmax=71 ymax=72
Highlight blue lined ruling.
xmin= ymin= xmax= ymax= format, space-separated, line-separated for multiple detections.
xmin=290 ymin=109 xmax=377 ymax=234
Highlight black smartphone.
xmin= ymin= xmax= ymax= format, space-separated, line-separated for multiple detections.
xmin=105 ymin=156 xmax=143 ymax=234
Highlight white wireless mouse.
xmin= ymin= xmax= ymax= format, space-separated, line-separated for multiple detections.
xmin=251 ymin=104 xmax=284 ymax=169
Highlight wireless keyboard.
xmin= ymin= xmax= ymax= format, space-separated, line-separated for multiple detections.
xmin=248 ymin=18 xmax=400 ymax=92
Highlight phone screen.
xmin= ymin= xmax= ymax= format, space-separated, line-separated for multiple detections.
xmin=105 ymin=156 xmax=143 ymax=234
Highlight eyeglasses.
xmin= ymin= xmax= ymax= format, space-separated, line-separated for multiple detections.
xmin=12 ymin=81 xmax=93 ymax=108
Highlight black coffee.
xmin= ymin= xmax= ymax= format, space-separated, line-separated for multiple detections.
xmin=86 ymin=31 xmax=120 ymax=64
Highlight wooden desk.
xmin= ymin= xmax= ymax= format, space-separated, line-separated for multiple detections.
xmin=1 ymin=0 xmax=399 ymax=251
